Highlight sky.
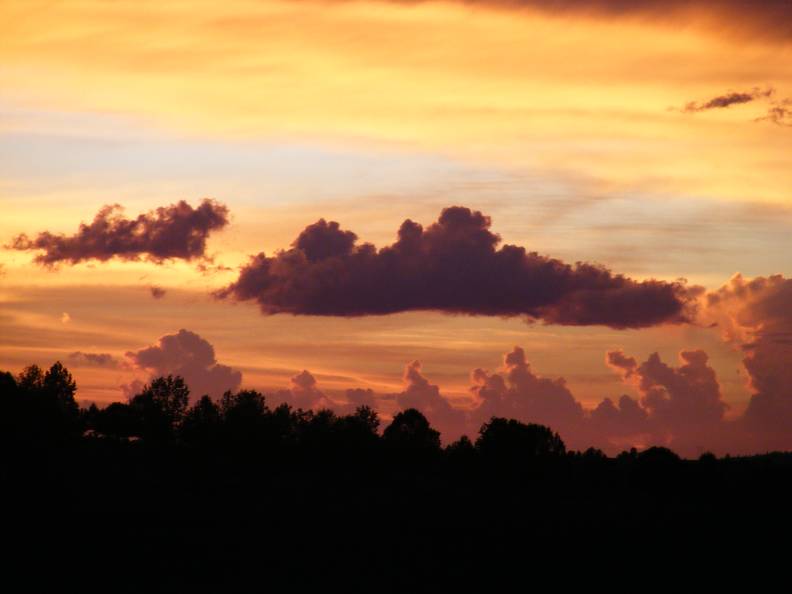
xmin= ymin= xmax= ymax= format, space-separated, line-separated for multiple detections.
xmin=1 ymin=0 xmax=791 ymax=455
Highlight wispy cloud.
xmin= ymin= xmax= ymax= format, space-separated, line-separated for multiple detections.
xmin=681 ymin=88 xmax=774 ymax=113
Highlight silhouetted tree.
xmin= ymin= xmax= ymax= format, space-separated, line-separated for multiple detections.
xmin=0 ymin=370 xmax=20 ymax=439
xmin=476 ymin=418 xmax=566 ymax=465
xmin=383 ymin=408 xmax=441 ymax=454
xmin=220 ymin=389 xmax=269 ymax=448
xmin=331 ymin=406 xmax=382 ymax=460
xmin=637 ymin=446 xmax=681 ymax=465
xmin=10 ymin=362 xmax=82 ymax=441
xmin=90 ymin=402 xmax=141 ymax=439
xmin=580 ymin=447 xmax=608 ymax=461
xmin=181 ymin=395 xmax=222 ymax=447
xmin=445 ymin=435 xmax=477 ymax=469
xmin=17 ymin=364 xmax=44 ymax=393
xmin=43 ymin=362 xmax=79 ymax=415
xmin=129 ymin=375 xmax=190 ymax=442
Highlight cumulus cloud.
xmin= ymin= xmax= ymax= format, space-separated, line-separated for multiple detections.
xmin=68 ymin=351 xmax=123 ymax=368
xmin=682 ymin=88 xmax=774 ymax=113
xmin=589 ymin=395 xmax=649 ymax=444
xmin=218 ymin=206 xmax=697 ymax=329
xmin=704 ymin=274 xmax=792 ymax=450
xmin=605 ymin=349 xmax=728 ymax=451
xmin=10 ymin=199 xmax=229 ymax=266
xmin=395 ymin=361 xmax=468 ymax=441
xmin=470 ymin=346 xmax=584 ymax=437
xmin=273 ymin=369 xmax=337 ymax=411
xmin=125 ymin=329 xmax=242 ymax=399
xmin=335 ymin=387 xmax=378 ymax=415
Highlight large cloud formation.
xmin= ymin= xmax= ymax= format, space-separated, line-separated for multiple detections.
xmin=126 ymin=329 xmax=242 ymax=399
xmin=705 ymin=274 xmax=792 ymax=451
xmin=10 ymin=199 xmax=229 ymax=266
xmin=393 ymin=346 xmax=731 ymax=454
xmin=218 ymin=206 xmax=697 ymax=329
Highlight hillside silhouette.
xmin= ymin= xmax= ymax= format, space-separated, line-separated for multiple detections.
xmin=1 ymin=361 xmax=790 ymax=590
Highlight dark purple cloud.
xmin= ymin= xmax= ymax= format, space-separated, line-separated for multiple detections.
xmin=10 ymin=199 xmax=229 ymax=266
xmin=682 ymin=88 xmax=774 ymax=113
xmin=126 ymin=329 xmax=242 ymax=399
xmin=218 ymin=206 xmax=698 ymax=329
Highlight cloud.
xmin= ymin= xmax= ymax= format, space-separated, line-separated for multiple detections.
xmin=756 ymin=99 xmax=792 ymax=127
xmin=605 ymin=349 xmax=728 ymax=450
xmin=704 ymin=274 xmax=792 ymax=450
xmin=68 ymin=351 xmax=123 ymax=368
xmin=470 ymin=346 xmax=584 ymax=436
xmin=682 ymin=88 xmax=774 ymax=112
xmin=336 ymin=387 xmax=377 ymax=416
xmin=394 ymin=361 xmax=468 ymax=441
xmin=10 ymin=199 xmax=229 ymax=266
xmin=273 ymin=369 xmax=337 ymax=411
xmin=149 ymin=286 xmax=167 ymax=299
xmin=679 ymin=88 xmax=792 ymax=127
xmin=125 ymin=329 xmax=242 ymax=399
xmin=434 ymin=1 xmax=792 ymax=41
xmin=61 ymin=312 xmax=71 ymax=324
xmin=464 ymin=345 xmax=735 ymax=454
xmin=589 ymin=395 xmax=649 ymax=444
xmin=218 ymin=206 xmax=698 ymax=329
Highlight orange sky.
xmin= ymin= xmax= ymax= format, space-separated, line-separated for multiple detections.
xmin=1 ymin=0 xmax=791 ymax=452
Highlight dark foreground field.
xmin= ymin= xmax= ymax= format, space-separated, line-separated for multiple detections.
xmin=2 ymin=364 xmax=790 ymax=591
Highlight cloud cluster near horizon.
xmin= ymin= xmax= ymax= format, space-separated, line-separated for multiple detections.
xmin=218 ymin=206 xmax=699 ymax=329
xmin=108 ymin=275 xmax=792 ymax=455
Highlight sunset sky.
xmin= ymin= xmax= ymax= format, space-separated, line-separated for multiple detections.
xmin=2 ymin=0 xmax=791 ymax=455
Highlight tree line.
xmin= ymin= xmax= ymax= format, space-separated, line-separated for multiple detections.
xmin=1 ymin=360 xmax=667 ymax=464
xmin=2 ymin=361 xmax=790 ymax=591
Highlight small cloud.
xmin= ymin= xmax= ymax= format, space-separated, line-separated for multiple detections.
xmin=61 ymin=312 xmax=71 ymax=324
xmin=756 ymin=99 xmax=792 ymax=127
xmin=150 ymin=286 xmax=167 ymax=299
xmin=681 ymin=87 xmax=774 ymax=113
xmin=68 ymin=351 xmax=122 ymax=368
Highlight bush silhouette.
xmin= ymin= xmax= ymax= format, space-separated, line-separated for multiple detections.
xmin=476 ymin=417 xmax=566 ymax=465
xmin=383 ymin=408 xmax=441 ymax=454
